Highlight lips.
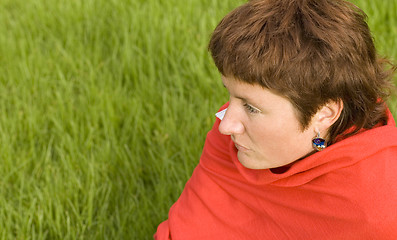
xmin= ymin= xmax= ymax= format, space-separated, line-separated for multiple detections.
xmin=234 ymin=142 xmax=250 ymax=152
xmin=231 ymin=136 xmax=250 ymax=152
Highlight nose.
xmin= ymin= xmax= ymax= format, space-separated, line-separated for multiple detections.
xmin=218 ymin=106 xmax=244 ymax=136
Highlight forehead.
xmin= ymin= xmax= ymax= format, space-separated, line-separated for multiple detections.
xmin=222 ymin=76 xmax=291 ymax=106
xmin=222 ymin=75 xmax=280 ymax=99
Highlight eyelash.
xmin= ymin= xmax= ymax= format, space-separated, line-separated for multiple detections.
xmin=244 ymin=103 xmax=260 ymax=114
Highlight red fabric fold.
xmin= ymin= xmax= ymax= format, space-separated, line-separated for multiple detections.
xmin=155 ymin=104 xmax=397 ymax=240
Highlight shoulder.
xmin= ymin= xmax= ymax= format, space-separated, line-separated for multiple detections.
xmin=334 ymin=148 xmax=397 ymax=233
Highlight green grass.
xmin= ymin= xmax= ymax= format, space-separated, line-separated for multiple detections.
xmin=0 ymin=0 xmax=396 ymax=239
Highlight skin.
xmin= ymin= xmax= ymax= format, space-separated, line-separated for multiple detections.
xmin=219 ymin=76 xmax=342 ymax=170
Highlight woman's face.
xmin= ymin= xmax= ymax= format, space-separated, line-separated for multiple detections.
xmin=219 ymin=76 xmax=317 ymax=170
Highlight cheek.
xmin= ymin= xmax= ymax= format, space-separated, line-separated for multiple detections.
xmin=252 ymin=117 xmax=309 ymax=152
xmin=250 ymin=121 xmax=288 ymax=147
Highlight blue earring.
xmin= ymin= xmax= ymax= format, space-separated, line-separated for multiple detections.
xmin=312 ymin=132 xmax=326 ymax=151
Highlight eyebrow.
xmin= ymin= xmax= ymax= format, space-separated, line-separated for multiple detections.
xmin=222 ymin=83 xmax=251 ymax=102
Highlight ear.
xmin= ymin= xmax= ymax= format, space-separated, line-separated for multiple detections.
xmin=312 ymin=99 xmax=343 ymax=134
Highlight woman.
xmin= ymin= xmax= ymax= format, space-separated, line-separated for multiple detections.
xmin=155 ymin=0 xmax=397 ymax=239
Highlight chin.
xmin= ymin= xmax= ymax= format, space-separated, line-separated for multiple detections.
xmin=237 ymin=152 xmax=292 ymax=170
xmin=237 ymin=152 xmax=270 ymax=170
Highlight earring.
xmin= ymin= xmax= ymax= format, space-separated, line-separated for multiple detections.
xmin=312 ymin=132 xmax=326 ymax=151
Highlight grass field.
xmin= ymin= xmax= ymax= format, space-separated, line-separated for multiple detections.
xmin=0 ymin=0 xmax=396 ymax=239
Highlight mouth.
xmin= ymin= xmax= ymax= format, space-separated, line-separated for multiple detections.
xmin=234 ymin=142 xmax=250 ymax=152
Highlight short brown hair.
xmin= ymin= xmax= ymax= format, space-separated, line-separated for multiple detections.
xmin=208 ymin=0 xmax=396 ymax=144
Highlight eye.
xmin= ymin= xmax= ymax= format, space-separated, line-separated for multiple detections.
xmin=244 ymin=103 xmax=261 ymax=114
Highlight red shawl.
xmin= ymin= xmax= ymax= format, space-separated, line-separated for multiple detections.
xmin=155 ymin=104 xmax=397 ymax=240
